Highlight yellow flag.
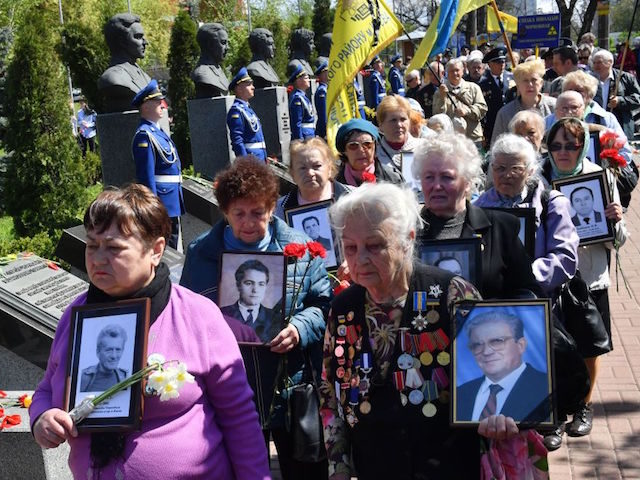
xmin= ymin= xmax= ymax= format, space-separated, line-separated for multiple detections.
xmin=487 ymin=9 xmax=518 ymax=33
xmin=326 ymin=0 xmax=404 ymax=151
xmin=407 ymin=0 xmax=491 ymax=73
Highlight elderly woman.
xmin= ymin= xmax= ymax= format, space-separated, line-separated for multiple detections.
xmin=542 ymin=117 xmax=627 ymax=444
xmin=276 ymin=137 xmax=352 ymax=219
xmin=180 ymin=159 xmax=331 ymax=479
xmin=374 ymin=95 xmax=422 ymax=169
xmin=414 ymin=132 xmax=541 ymax=299
xmin=508 ymin=109 xmax=546 ymax=154
xmin=427 ymin=113 xmax=454 ymax=133
xmin=335 ymin=118 xmax=403 ymax=186
xmin=491 ymin=59 xmax=556 ymax=143
xmin=31 ymin=184 xmax=270 ymax=479
xmin=433 ymin=57 xmax=488 ymax=147
xmin=320 ymin=182 xmax=526 ymax=479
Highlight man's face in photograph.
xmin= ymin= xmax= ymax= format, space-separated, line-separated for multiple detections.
xmin=238 ymin=269 xmax=268 ymax=307
xmin=303 ymin=218 xmax=320 ymax=240
xmin=468 ymin=321 xmax=525 ymax=382
xmin=572 ymin=188 xmax=594 ymax=217
xmin=97 ymin=336 xmax=124 ymax=371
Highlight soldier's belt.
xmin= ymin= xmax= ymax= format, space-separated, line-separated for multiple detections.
xmin=358 ymin=100 xmax=366 ymax=106
xmin=154 ymin=174 xmax=183 ymax=184
xmin=377 ymin=93 xmax=386 ymax=98
xmin=246 ymin=141 xmax=267 ymax=149
xmin=301 ymin=123 xmax=315 ymax=128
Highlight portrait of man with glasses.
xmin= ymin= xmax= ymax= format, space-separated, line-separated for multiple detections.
xmin=455 ymin=310 xmax=551 ymax=423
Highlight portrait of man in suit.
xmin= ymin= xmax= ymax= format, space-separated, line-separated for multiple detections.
xmin=456 ymin=311 xmax=551 ymax=423
xmin=434 ymin=255 xmax=463 ymax=276
xmin=220 ymin=259 xmax=276 ymax=343
xmin=80 ymin=324 xmax=129 ymax=392
xmin=570 ymin=186 xmax=603 ymax=227
xmin=302 ymin=215 xmax=332 ymax=251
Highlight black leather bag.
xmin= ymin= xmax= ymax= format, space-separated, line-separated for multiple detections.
xmin=556 ymin=272 xmax=611 ymax=357
xmin=616 ymin=161 xmax=639 ymax=208
xmin=287 ymin=350 xmax=327 ymax=463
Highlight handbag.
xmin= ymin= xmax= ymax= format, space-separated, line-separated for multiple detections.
xmin=556 ymin=271 xmax=611 ymax=358
xmin=287 ymin=349 xmax=327 ymax=463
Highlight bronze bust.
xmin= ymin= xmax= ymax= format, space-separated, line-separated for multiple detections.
xmin=287 ymin=28 xmax=315 ymax=78
xmin=191 ymin=23 xmax=230 ymax=98
xmin=247 ymin=28 xmax=280 ymax=89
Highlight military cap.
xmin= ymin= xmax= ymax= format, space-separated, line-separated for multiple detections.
xmin=370 ymin=55 xmax=382 ymax=67
xmin=131 ymin=79 xmax=165 ymax=108
xmin=314 ymin=62 xmax=328 ymax=76
xmin=288 ymin=64 xmax=308 ymax=84
xmin=230 ymin=67 xmax=252 ymax=91
xmin=483 ymin=47 xmax=507 ymax=64
xmin=391 ymin=53 xmax=402 ymax=64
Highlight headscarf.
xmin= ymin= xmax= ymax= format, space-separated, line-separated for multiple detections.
xmin=545 ymin=117 xmax=590 ymax=179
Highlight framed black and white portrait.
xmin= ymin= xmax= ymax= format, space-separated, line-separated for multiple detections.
xmin=552 ymin=171 xmax=614 ymax=246
xmin=65 ymin=298 xmax=150 ymax=432
xmin=401 ymin=151 xmax=424 ymax=203
xmin=218 ymin=251 xmax=286 ymax=343
xmin=419 ymin=237 xmax=482 ymax=286
xmin=451 ymin=299 xmax=555 ymax=427
xmin=285 ymin=200 xmax=339 ymax=270
xmin=486 ymin=207 xmax=536 ymax=258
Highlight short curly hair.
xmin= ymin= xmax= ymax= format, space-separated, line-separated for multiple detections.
xmin=376 ymin=94 xmax=411 ymax=124
xmin=289 ymin=137 xmax=338 ymax=179
xmin=215 ymin=157 xmax=280 ymax=212
xmin=513 ymin=59 xmax=545 ymax=84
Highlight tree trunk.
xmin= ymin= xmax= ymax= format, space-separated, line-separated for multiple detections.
xmin=578 ymin=0 xmax=599 ymax=41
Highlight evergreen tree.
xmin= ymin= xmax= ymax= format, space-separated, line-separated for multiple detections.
xmin=312 ymin=0 xmax=333 ymax=41
xmin=167 ymin=10 xmax=199 ymax=168
xmin=4 ymin=4 xmax=89 ymax=237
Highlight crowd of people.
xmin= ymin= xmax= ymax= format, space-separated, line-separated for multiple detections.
xmin=29 ymin=35 xmax=639 ymax=480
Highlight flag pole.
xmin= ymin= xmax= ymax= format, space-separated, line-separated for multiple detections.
xmin=613 ymin=0 xmax=640 ymax=98
xmin=489 ymin=0 xmax=516 ymax=67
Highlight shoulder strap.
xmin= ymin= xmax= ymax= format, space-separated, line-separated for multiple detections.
xmin=540 ymin=188 xmax=551 ymax=234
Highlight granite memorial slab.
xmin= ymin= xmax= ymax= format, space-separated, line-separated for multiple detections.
xmin=251 ymin=87 xmax=291 ymax=165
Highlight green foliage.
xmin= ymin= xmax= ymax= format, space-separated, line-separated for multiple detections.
xmin=0 ymin=231 xmax=58 ymax=259
xmin=167 ymin=10 xmax=199 ymax=168
xmin=611 ymin=0 xmax=640 ymax=35
xmin=59 ymin=21 xmax=109 ymax=112
xmin=312 ymin=0 xmax=333 ymax=43
xmin=4 ymin=4 xmax=90 ymax=237
xmin=83 ymin=150 xmax=103 ymax=185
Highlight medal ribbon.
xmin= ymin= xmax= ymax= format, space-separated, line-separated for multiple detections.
xmin=422 ymin=380 xmax=438 ymax=402
xmin=393 ymin=370 xmax=405 ymax=391
xmin=433 ymin=328 xmax=450 ymax=350
xmin=431 ymin=367 xmax=450 ymax=389
xmin=419 ymin=332 xmax=437 ymax=352
xmin=405 ymin=367 xmax=424 ymax=389
xmin=346 ymin=325 xmax=358 ymax=344
xmin=413 ymin=291 xmax=427 ymax=311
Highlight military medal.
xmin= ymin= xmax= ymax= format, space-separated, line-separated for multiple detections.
xmin=412 ymin=291 xmax=428 ymax=331
xmin=397 ymin=328 xmax=413 ymax=369
xmin=422 ymin=403 xmax=437 ymax=417
xmin=436 ymin=351 xmax=450 ymax=366
xmin=359 ymin=400 xmax=371 ymax=414
xmin=400 ymin=392 xmax=408 ymax=406
xmin=426 ymin=309 xmax=440 ymax=324
xmin=420 ymin=351 xmax=433 ymax=366
xmin=421 ymin=380 xmax=438 ymax=417
xmin=408 ymin=389 xmax=423 ymax=405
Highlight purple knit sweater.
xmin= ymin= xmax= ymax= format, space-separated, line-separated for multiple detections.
xmin=30 ymin=285 xmax=271 ymax=479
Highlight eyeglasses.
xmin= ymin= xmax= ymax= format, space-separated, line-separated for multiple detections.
xmin=579 ymin=56 xmax=590 ymax=61
xmin=346 ymin=140 xmax=375 ymax=151
xmin=548 ymin=142 xmax=583 ymax=152
xmin=492 ymin=164 xmax=527 ymax=176
xmin=468 ymin=336 xmax=515 ymax=355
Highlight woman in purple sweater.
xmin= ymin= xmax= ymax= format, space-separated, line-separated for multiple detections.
xmin=30 ymin=184 xmax=270 ymax=479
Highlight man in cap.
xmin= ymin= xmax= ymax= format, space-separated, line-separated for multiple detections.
xmin=314 ymin=62 xmax=329 ymax=139
xmin=404 ymin=69 xmax=423 ymax=104
xmin=478 ymin=47 xmax=513 ymax=147
xmin=131 ymin=79 xmax=184 ymax=250
xmin=388 ymin=54 xmax=405 ymax=96
xmin=288 ymin=65 xmax=315 ymax=140
xmin=368 ymin=56 xmax=386 ymax=109
xmin=226 ymin=67 xmax=267 ymax=161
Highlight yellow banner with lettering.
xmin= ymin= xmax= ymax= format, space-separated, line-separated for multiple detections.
xmin=487 ymin=9 xmax=518 ymax=33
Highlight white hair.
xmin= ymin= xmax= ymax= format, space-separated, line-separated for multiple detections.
xmin=427 ymin=114 xmax=453 ymax=132
xmin=446 ymin=57 xmax=465 ymax=71
xmin=412 ymin=133 xmax=485 ymax=195
xmin=405 ymin=69 xmax=420 ymax=81
xmin=557 ymin=90 xmax=585 ymax=109
xmin=508 ymin=110 xmax=545 ymax=136
xmin=488 ymin=133 xmax=540 ymax=185
xmin=592 ymin=49 xmax=614 ymax=64
xmin=329 ymin=182 xmax=422 ymax=259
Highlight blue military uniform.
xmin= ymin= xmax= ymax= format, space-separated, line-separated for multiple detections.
xmin=478 ymin=47 xmax=513 ymax=147
xmin=354 ymin=78 xmax=367 ymax=118
xmin=388 ymin=54 xmax=405 ymax=96
xmin=368 ymin=57 xmax=386 ymax=109
xmin=131 ymin=80 xmax=184 ymax=249
xmin=288 ymin=65 xmax=315 ymax=139
xmin=314 ymin=62 xmax=328 ymax=139
xmin=227 ymin=67 xmax=267 ymax=161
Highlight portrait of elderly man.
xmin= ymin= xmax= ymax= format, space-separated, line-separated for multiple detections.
xmin=456 ymin=311 xmax=551 ymax=423
xmin=220 ymin=259 xmax=277 ymax=343
xmin=80 ymin=324 xmax=128 ymax=392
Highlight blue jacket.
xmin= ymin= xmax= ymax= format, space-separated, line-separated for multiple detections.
xmin=132 ymin=119 xmax=185 ymax=218
xmin=289 ymin=89 xmax=315 ymax=140
xmin=354 ymin=78 xmax=367 ymax=118
xmin=368 ymin=70 xmax=386 ymax=109
xmin=226 ymin=98 xmax=267 ymax=161
xmin=389 ymin=66 xmax=405 ymax=96
xmin=314 ymin=82 xmax=327 ymax=138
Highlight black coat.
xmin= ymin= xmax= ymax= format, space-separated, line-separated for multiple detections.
xmin=419 ymin=203 xmax=543 ymax=299
xmin=592 ymin=68 xmax=640 ymax=140
xmin=478 ymin=70 xmax=512 ymax=146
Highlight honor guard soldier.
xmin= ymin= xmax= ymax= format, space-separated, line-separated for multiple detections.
xmin=288 ymin=64 xmax=315 ymax=140
xmin=226 ymin=67 xmax=267 ymax=161
xmin=368 ymin=56 xmax=386 ymax=109
xmin=389 ymin=54 xmax=405 ymax=96
xmin=354 ymin=78 xmax=367 ymax=118
xmin=314 ymin=62 xmax=328 ymax=139
xmin=478 ymin=47 xmax=513 ymax=147
xmin=131 ymin=79 xmax=185 ymax=250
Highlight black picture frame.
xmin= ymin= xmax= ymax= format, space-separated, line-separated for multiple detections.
xmin=65 ymin=298 xmax=150 ymax=432
xmin=451 ymin=299 xmax=555 ymax=428
xmin=485 ymin=207 xmax=536 ymax=258
xmin=419 ymin=237 xmax=482 ymax=286
xmin=238 ymin=342 xmax=281 ymax=428
xmin=552 ymin=171 xmax=615 ymax=246
xmin=401 ymin=151 xmax=424 ymax=203
xmin=218 ymin=251 xmax=286 ymax=344
xmin=284 ymin=200 xmax=340 ymax=271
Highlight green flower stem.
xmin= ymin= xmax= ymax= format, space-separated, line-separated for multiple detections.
xmin=91 ymin=363 xmax=160 ymax=407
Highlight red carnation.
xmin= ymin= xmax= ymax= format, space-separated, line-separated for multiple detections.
xmin=283 ymin=243 xmax=307 ymax=259
xmin=306 ymin=241 xmax=327 ymax=259
xmin=361 ymin=172 xmax=376 ymax=183
xmin=600 ymin=149 xmax=627 ymax=168
xmin=333 ymin=280 xmax=350 ymax=295
xmin=600 ymin=130 xmax=618 ymax=149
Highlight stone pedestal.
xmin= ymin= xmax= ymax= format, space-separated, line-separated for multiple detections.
xmin=251 ymin=87 xmax=291 ymax=166
xmin=187 ymin=96 xmax=235 ymax=180
xmin=96 ymin=110 xmax=170 ymax=187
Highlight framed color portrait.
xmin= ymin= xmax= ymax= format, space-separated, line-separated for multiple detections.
xmin=451 ymin=299 xmax=555 ymax=427
xmin=401 ymin=151 xmax=424 ymax=203
xmin=552 ymin=171 xmax=614 ymax=246
xmin=65 ymin=298 xmax=150 ymax=432
xmin=486 ymin=207 xmax=536 ymax=258
xmin=218 ymin=251 xmax=286 ymax=344
xmin=285 ymin=200 xmax=339 ymax=270
xmin=419 ymin=237 xmax=482 ymax=286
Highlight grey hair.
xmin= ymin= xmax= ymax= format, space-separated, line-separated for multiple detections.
xmin=563 ymin=69 xmax=598 ymax=101
xmin=556 ymin=90 xmax=585 ymax=109
xmin=405 ymin=69 xmax=420 ymax=81
xmin=412 ymin=133 xmax=485 ymax=195
xmin=488 ymin=133 xmax=540 ymax=185
xmin=592 ymin=49 xmax=614 ymax=64
xmin=508 ymin=110 xmax=545 ymax=137
xmin=446 ymin=57 xmax=465 ymax=72
xmin=427 ymin=114 xmax=453 ymax=132
xmin=465 ymin=311 xmax=525 ymax=340
xmin=329 ymin=182 xmax=422 ymax=261
xmin=97 ymin=324 xmax=127 ymax=350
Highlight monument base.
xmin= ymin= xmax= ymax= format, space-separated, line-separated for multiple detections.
xmin=251 ymin=87 xmax=291 ymax=166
